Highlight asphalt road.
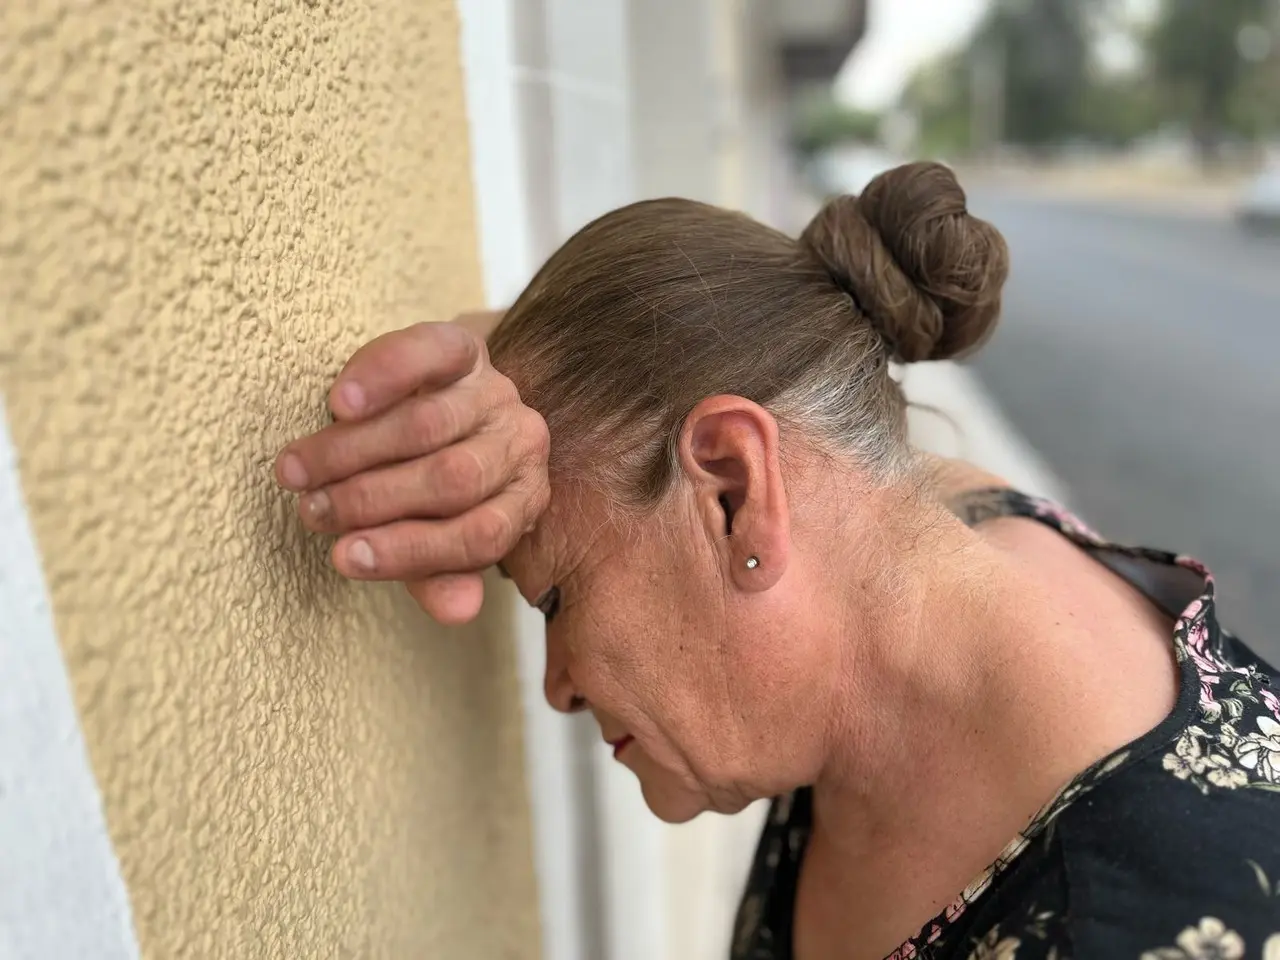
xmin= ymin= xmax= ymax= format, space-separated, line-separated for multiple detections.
xmin=964 ymin=193 xmax=1280 ymax=662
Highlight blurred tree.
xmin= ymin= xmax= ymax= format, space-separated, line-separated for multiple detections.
xmin=901 ymin=0 xmax=1128 ymax=156
xmin=1146 ymin=0 xmax=1273 ymax=162
xmin=1077 ymin=75 xmax=1164 ymax=147
xmin=791 ymin=95 xmax=883 ymax=156
xmin=975 ymin=0 xmax=1099 ymax=153
xmin=900 ymin=52 xmax=974 ymax=156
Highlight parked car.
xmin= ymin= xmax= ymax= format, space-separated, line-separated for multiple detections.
xmin=1237 ymin=164 xmax=1280 ymax=229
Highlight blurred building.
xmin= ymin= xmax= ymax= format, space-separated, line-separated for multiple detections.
xmin=0 ymin=2 xmax=862 ymax=959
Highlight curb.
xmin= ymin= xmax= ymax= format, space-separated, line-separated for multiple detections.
xmin=903 ymin=361 xmax=1069 ymax=505
xmin=955 ymin=169 xmax=1242 ymax=222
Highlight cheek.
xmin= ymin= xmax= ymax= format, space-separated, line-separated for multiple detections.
xmin=567 ymin=578 xmax=690 ymax=713
xmin=568 ymin=603 xmax=660 ymax=707
xmin=590 ymin=592 xmax=731 ymax=758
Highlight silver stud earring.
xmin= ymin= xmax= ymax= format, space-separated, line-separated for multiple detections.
xmin=745 ymin=556 xmax=760 ymax=570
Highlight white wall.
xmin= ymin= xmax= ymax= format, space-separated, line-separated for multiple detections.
xmin=458 ymin=3 xmax=667 ymax=960
xmin=0 ymin=401 xmax=140 ymax=960
xmin=628 ymin=0 xmax=717 ymax=203
xmin=459 ymin=3 xmax=798 ymax=958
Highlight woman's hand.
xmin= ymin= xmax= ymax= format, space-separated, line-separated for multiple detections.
xmin=274 ymin=317 xmax=550 ymax=624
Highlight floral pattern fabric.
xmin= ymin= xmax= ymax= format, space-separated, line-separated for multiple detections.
xmin=730 ymin=488 xmax=1280 ymax=960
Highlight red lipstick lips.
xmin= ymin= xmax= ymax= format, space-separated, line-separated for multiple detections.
xmin=609 ymin=735 xmax=634 ymax=759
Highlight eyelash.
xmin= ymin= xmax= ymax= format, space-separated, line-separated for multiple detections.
xmin=536 ymin=586 xmax=561 ymax=622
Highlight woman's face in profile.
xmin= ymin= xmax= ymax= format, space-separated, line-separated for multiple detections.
xmin=502 ymin=481 xmax=824 ymax=823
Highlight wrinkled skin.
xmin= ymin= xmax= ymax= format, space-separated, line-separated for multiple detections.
xmin=276 ymin=318 xmax=872 ymax=822
xmin=496 ymin=412 xmax=865 ymax=823
xmin=274 ymin=317 xmax=550 ymax=625
xmin=279 ymin=319 xmax=1185 ymax=956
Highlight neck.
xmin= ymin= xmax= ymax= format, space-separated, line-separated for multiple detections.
xmin=807 ymin=506 xmax=1131 ymax=926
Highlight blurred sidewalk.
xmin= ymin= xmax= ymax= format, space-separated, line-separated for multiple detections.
xmin=956 ymin=158 xmax=1246 ymax=219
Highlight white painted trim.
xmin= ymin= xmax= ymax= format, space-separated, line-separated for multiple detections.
xmin=512 ymin=66 xmax=629 ymax=105
xmin=0 ymin=399 xmax=141 ymax=960
xmin=456 ymin=5 xmax=593 ymax=960
xmin=457 ymin=0 xmax=539 ymax=308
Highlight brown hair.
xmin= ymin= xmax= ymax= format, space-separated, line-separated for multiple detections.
xmin=488 ymin=161 xmax=1010 ymax=507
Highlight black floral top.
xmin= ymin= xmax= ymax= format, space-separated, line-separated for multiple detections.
xmin=731 ymin=488 xmax=1280 ymax=960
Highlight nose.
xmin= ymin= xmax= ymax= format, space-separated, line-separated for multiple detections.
xmin=542 ymin=630 xmax=582 ymax=714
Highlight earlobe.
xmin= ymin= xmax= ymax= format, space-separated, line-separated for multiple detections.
xmin=735 ymin=548 xmax=782 ymax=591
xmin=677 ymin=395 xmax=789 ymax=593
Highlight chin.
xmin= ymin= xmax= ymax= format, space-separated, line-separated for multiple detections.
xmin=639 ymin=781 xmax=709 ymax=824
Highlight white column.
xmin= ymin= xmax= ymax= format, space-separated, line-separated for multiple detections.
xmin=627 ymin=0 xmax=718 ymax=203
xmin=458 ymin=3 xmax=668 ymax=960
xmin=460 ymin=4 xmax=809 ymax=958
xmin=457 ymin=5 xmax=593 ymax=960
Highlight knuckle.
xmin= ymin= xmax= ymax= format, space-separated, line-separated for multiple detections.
xmin=492 ymin=372 xmax=520 ymax=406
xmin=408 ymin=394 xmax=457 ymax=449
xmin=464 ymin=505 xmax=514 ymax=568
xmin=434 ymin=444 xmax=488 ymax=502
xmin=406 ymin=320 xmax=436 ymax=342
xmin=524 ymin=409 xmax=551 ymax=459
xmin=441 ymin=322 xmax=482 ymax=369
xmin=405 ymin=533 xmax=441 ymax=574
xmin=333 ymin=475 xmax=381 ymax=526
xmin=478 ymin=371 xmax=519 ymax=415
xmin=384 ymin=525 xmax=437 ymax=578
xmin=526 ymin=482 xmax=551 ymax=532
xmin=511 ymin=407 xmax=550 ymax=464
xmin=409 ymin=322 xmax=479 ymax=383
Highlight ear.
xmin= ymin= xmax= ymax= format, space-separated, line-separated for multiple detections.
xmin=676 ymin=396 xmax=789 ymax=592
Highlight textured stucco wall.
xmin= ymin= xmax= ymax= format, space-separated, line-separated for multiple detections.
xmin=0 ymin=1 xmax=541 ymax=957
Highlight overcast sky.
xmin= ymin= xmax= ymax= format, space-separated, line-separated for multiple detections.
xmin=835 ymin=0 xmax=1155 ymax=111
xmin=835 ymin=0 xmax=989 ymax=110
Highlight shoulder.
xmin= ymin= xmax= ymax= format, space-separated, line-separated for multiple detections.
xmin=956 ymin=760 xmax=1280 ymax=960
xmin=963 ymin=874 xmax=1280 ymax=960
xmin=963 ymin=896 xmax=1280 ymax=960
xmin=922 ymin=457 xmax=1031 ymax=530
xmin=924 ymin=455 xmax=1012 ymax=501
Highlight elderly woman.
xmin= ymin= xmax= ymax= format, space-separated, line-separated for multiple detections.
xmin=275 ymin=164 xmax=1280 ymax=959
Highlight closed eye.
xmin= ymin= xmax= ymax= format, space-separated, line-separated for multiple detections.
xmin=536 ymin=585 xmax=561 ymax=622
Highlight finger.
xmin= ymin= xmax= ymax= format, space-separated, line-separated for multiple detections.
xmin=405 ymin=574 xmax=486 ymax=625
xmin=299 ymin=431 xmax=518 ymax=534
xmin=329 ymin=322 xmax=483 ymax=421
xmin=330 ymin=485 xmax=534 ymax=581
xmin=276 ymin=383 xmax=484 ymax=492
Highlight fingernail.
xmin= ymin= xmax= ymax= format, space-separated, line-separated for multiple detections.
xmin=337 ymin=381 xmax=365 ymax=416
xmin=278 ymin=453 xmax=308 ymax=491
xmin=302 ymin=490 xmax=331 ymax=523
xmin=348 ymin=539 xmax=376 ymax=572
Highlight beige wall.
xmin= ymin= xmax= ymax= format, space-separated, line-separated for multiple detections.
xmin=0 ymin=1 xmax=540 ymax=957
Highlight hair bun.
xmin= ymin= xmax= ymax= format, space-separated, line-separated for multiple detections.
xmin=800 ymin=161 xmax=1010 ymax=363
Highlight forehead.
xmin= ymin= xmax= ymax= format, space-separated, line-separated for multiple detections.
xmin=498 ymin=484 xmax=612 ymax=599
